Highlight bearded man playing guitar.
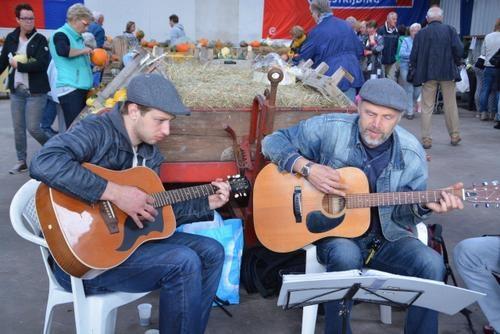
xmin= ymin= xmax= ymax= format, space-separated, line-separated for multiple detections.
xmin=261 ymin=78 xmax=463 ymax=334
xmin=30 ymin=73 xmax=231 ymax=334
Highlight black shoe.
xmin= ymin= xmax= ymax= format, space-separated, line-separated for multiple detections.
xmin=405 ymin=114 xmax=415 ymax=120
xmin=9 ymin=161 xmax=28 ymax=174
xmin=494 ymin=122 xmax=500 ymax=129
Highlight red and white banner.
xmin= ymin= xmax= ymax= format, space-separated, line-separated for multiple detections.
xmin=262 ymin=0 xmax=428 ymax=39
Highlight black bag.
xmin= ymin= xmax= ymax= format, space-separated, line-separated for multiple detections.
xmin=474 ymin=56 xmax=485 ymax=69
xmin=489 ymin=48 xmax=500 ymax=68
xmin=240 ymin=246 xmax=305 ymax=298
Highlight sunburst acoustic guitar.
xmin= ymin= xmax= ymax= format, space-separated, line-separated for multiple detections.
xmin=36 ymin=163 xmax=250 ymax=278
xmin=253 ymin=163 xmax=499 ymax=253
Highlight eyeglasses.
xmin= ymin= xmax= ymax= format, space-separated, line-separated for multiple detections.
xmin=19 ymin=17 xmax=35 ymax=22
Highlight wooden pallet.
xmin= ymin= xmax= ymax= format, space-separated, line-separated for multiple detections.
xmin=299 ymin=59 xmax=355 ymax=107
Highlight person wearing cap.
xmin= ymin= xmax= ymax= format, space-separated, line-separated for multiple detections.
xmin=30 ymin=73 xmax=229 ymax=334
xmin=262 ymin=78 xmax=463 ymax=334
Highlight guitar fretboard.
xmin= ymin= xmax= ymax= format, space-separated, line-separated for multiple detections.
xmin=151 ymin=184 xmax=216 ymax=208
xmin=345 ymin=189 xmax=463 ymax=209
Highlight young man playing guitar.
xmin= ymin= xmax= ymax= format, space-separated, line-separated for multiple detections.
xmin=262 ymin=78 xmax=463 ymax=334
xmin=30 ymin=73 xmax=231 ymax=334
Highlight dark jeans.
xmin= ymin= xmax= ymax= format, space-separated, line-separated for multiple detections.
xmin=53 ymin=232 xmax=225 ymax=334
xmin=58 ymin=89 xmax=88 ymax=128
xmin=480 ymin=67 xmax=498 ymax=113
xmin=316 ymin=232 xmax=445 ymax=334
xmin=41 ymin=97 xmax=58 ymax=131
xmin=10 ymin=88 xmax=48 ymax=161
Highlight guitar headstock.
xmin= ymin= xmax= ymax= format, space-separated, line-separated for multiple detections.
xmin=463 ymin=181 xmax=500 ymax=208
xmin=228 ymin=174 xmax=251 ymax=206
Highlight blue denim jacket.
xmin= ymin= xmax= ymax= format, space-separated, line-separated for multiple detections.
xmin=262 ymin=113 xmax=430 ymax=241
xmin=30 ymin=107 xmax=213 ymax=225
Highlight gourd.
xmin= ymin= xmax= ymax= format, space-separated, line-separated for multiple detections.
xmin=91 ymin=48 xmax=108 ymax=66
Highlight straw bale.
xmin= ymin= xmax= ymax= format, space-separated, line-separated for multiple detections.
xmin=159 ymin=61 xmax=345 ymax=109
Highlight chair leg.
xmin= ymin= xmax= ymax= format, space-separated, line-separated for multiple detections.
xmin=301 ymin=304 xmax=319 ymax=334
xmin=43 ymin=295 xmax=56 ymax=334
xmin=379 ymin=305 xmax=392 ymax=324
xmin=104 ymin=308 xmax=118 ymax=334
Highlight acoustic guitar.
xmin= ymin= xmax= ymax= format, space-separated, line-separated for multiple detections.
xmin=36 ymin=163 xmax=250 ymax=278
xmin=253 ymin=163 xmax=499 ymax=253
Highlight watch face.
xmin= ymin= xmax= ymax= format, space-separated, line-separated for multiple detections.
xmin=301 ymin=165 xmax=310 ymax=177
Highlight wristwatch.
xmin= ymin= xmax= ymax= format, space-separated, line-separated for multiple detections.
xmin=300 ymin=162 xmax=315 ymax=178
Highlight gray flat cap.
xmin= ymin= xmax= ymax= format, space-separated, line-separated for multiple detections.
xmin=359 ymin=78 xmax=407 ymax=112
xmin=126 ymin=73 xmax=190 ymax=116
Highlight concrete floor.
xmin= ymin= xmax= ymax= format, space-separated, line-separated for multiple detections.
xmin=0 ymin=97 xmax=498 ymax=334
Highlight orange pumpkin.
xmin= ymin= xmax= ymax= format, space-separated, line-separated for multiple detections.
xmin=215 ymin=40 xmax=224 ymax=49
xmin=198 ymin=38 xmax=209 ymax=47
xmin=91 ymin=48 xmax=109 ymax=66
xmin=175 ymin=43 xmax=190 ymax=52
xmin=249 ymin=40 xmax=261 ymax=48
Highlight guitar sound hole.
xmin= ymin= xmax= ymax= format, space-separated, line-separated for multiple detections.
xmin=322 ymin=195 xmax=345 ymax=216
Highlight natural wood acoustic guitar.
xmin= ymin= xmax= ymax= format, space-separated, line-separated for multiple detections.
xmin=253 ymin=163 xmax=499 ymax=253
xmin=36 ymin=163 xmax=250 ymax=278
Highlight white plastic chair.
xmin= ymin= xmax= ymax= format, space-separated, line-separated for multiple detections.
xmin=300 ymin=222 xmax=429 ymax=334
xmin=10 ymin=179 xmax=150 ymax=334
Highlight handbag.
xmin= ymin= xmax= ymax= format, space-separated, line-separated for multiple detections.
xmin=474 ymin=56 xmax=485 ymax=70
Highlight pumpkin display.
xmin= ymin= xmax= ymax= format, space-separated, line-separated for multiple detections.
xmin=249 ymin=40 xmax=261 ymax=48
xmin=198 ymin=38 xmax=209 ymax=47
xmin=175 ymin=43 xmax=190 ymax=52
xmin=113 ymin=88 xmax=127 ymax=102
xmin=91 ymin=48 xmax=109 ymax=66
xmin=214 ymin=40 xmax=224 ymax=49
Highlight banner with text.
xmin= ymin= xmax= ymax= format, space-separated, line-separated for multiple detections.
xmin=262 ymin=0 xmax=428 ymax=39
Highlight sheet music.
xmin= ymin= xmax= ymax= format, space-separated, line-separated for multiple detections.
xmin=278 ymin=271 xmax=485 ymax=315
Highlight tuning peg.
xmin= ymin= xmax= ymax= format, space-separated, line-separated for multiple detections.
xmin=234 ymin=193 xmax=239 ymax=198
xmin=473 ymin=203 xmax=479 ymax=208
xmin=243 ymin=193 xmax=247 ymax=196
xmin=482 ymin=181 xmax=489 ymax=186
xmin=492 ymin=180 xmax=499 ymax=186
xmin=496 ymin=203 xmax=500 ymax=208
xmin=485 ymin=203 xmax=490 ymax=208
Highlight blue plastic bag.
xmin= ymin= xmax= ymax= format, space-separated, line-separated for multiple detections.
xmin=177 ymin=212 xmax=243 ymax=304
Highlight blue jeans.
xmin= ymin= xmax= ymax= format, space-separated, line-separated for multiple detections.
xmin=41 ymin=97 xmax=58 ymax=131
xmin=399 ymin=65 xmax=421 ymax=115
xmin=453 ymin=236 xmax=500 ymax=331
xmin=53 ymin=232 xmax=225 ymax=334
xmin=480 ymin=67 xmax=498 ymax=113
xmin=316 ymin=232 xmax=445 ymax=334
xmin=10 ymin=88 xmax=48 ymax=161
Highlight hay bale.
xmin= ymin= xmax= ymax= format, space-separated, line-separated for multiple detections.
xmin=159 ymin=61 xmax=346 ymax=109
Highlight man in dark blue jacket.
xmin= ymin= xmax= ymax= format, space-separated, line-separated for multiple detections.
xmin=30 ymin=73 xmax=230 ymax=334
xmin=87 ymin=11 xmax=105 ymax=48
xmin=410 ymin=6 xmax=464 ymax=149
xmin=377 ymin=12 xmax=399 ymax=81
xmin=293 ymin=0 xmax=364 ymax=101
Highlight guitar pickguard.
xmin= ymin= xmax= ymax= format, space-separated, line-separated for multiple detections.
xmin=306 ymin=211 xmax=345 ymax=233
xmin=116 ymin=214 xmax=165 ymax=251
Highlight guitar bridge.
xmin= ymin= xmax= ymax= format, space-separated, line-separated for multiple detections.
xmin=99 ymin=201 xmax=119 ymax=234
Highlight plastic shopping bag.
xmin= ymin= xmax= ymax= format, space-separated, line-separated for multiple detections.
xmin=456 ymin=67 xmax=469 ymax=93
xmin=177 ymin=212 xmax=244 ymax=304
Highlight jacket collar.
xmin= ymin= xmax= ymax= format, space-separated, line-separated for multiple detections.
xmin=350 ymin=116 xmax=405 ymax=170
xmin=11 ymin=26 xmax=37 ymax=40
xmin=107 ymin=106 xmax=157 ymax=160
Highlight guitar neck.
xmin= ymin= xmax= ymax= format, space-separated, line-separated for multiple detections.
xmin=345 ymin=188 xmax=464 ymax=208
xmin=152 ymin=184 xmax=216 ymax=208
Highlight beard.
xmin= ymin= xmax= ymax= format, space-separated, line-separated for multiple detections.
xmin=360 ymin=127 xmax=391 ymax=148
